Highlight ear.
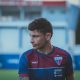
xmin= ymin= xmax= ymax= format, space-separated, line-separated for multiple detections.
xmin=46 ymin=33 xmax=51 ymax=41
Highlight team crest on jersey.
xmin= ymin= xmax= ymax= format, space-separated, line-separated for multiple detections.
xmin=54 ymin=55 xmax=63 ymax=65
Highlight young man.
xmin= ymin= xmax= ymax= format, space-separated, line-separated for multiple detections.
xmin=18 ymin=18 xmax=74 ymax=80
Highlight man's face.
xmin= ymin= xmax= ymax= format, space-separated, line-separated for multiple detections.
xmin=29 ymin=30 xmax=51 ymax=49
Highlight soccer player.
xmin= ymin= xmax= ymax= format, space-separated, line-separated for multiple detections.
xmin=18 ymin=18 xmax=74 ymax=80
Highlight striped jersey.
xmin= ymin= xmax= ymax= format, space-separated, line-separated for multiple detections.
xmin=18 ymin=46 xmax=73 ymax=80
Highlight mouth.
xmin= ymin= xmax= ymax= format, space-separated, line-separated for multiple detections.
xmin=32 ymin=44 xmax=39 ymax=49
xmin=32 ymin=44 xmax=37 ymax=47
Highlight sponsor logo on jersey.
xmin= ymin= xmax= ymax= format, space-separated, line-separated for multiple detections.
xmin=32 ymin=61 xmax=38 ymax=64
xmin=54 ymin=68 xmax=63 ymax=77
xmin=54 ymin=55 xmax=63 ymax=65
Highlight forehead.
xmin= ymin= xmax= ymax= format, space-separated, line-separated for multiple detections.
xmin=29 ymin=30 xmax=43 ymax=35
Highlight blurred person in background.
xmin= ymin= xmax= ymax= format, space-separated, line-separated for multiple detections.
xmin=18 ymin=18 xmax=74 ymax=80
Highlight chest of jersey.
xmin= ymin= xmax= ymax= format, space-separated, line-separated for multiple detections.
xmin=28 ymin=52 xmax=66 ymax=68
xmin=27 ymin=52 xmax=66 ymax=80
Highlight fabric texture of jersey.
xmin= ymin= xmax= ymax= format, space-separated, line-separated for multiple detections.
xmin=18 ymin=46 xmax=73 ymax=80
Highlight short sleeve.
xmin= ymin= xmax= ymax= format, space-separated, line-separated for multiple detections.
xmin=18 ymin=52 xmax=29 ymax=77
xmin=65 ymin=53 xmax=74 ymax=76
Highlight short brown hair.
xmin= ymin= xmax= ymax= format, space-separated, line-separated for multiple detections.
xmin=28 ymin=18 xmax=53 ymax=37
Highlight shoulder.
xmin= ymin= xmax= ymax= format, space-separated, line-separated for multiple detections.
xmin=19 ymin=49 xmax=35 ymax=63
xmin=54 ymin=46 xmax=72 ymax=62
xmin=54 ymin=46 xmax=71 ymax=57
xmin=22 ymin=49 xmax=35 ymax=56
xmin=19 ymin=49 xmax=34 ymax=59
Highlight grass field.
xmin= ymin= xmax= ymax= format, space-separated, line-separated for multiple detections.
xmin=0 ymin=70 xmax=80 ymax=80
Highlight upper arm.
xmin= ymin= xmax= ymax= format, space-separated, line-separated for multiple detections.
xmin=66 ymin=74 xmax=74 ymax=80
xmin=18 ymin=76 xmax=29 ymax=80
xmin=65 ymin=53 xmax=74 ymax=80
xmin=18 ymin=53 xmax=29 ymax=77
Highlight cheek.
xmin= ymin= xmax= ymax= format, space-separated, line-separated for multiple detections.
xmin=33 ymin=38 xmax=41 ymax=44
xmin=34 ymin=38 xmax=43 ymax=44
xmin=38 ymin=38 xmax=46 ymax=44
xmin=34 ymin=36 xmax=46 ymax=44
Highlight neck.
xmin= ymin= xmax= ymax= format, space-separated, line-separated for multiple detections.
xmin=37 ymin=42 xmax=53 ymax=55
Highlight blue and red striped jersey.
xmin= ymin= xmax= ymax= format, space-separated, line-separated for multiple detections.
xmin=18 ymin=46 xmax=73 ymax=80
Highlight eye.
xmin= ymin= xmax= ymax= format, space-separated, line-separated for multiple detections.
xmin=30 ymin=35 xmax=39 ymax=38
xmin=33 ymin=35 xmax=39 ymax=38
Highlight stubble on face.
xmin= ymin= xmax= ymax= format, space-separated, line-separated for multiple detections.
xmin=29 ymin=30 xmax=51 ymax=52
xmin=29 ymin=30 xmax=46 ymax=49
xmin=32 ymin=36 xmax=48 ymax=50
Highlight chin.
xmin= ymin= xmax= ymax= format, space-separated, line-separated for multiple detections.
xmin=32 ymin=45 xmax=40 ymax=49
xmin=33 ymin=46 xmax=37 ymax=49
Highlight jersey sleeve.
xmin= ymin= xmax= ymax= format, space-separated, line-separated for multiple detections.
xmin=65 ymin=52 xmax=74 ymax=76
xmin=18 ymin=52 xmax=29 ymax=77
